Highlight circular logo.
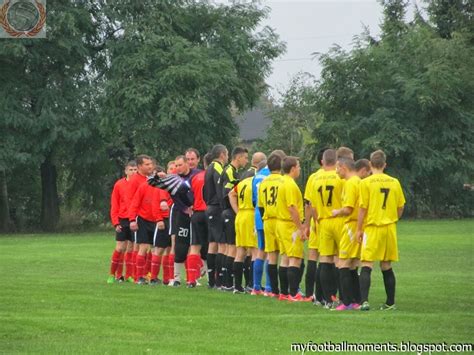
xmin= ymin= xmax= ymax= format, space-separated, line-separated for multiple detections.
xmin=6 ymin=0 xmax=39 ymax=32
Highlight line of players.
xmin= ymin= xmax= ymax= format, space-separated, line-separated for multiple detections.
xmin=108 ymin=144 xmax=405 ymax=311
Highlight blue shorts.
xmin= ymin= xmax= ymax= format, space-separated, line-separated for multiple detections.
xmin=257 ymin=229 xmax=265 ymax=250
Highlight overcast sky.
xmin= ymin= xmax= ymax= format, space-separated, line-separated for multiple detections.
xmin=256 ymin=0 xmax=424 ymax=100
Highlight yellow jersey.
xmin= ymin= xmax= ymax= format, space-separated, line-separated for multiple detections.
xmin=342 ymin=175 xmax=361 ymax=223
xmin=236 ymin=177 xmax=254 ymax=210
xmin=276 ymin=175 xmax=303 ymax=222
xmin=359 ymin=173 xmax=405 ymax=226
xmin=258 ymin=173 xmax=284 ymax=219
xmin=305 ymin=169 xmax=345 ymax=220
xmin=303 ymin=168 xmax=323 ymax=202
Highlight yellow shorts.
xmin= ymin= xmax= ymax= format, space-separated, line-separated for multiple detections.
xmin=361 ymin=224 xmax=399 ymax=262
xmin=308 ymin=219 xmax=319 ymax=250
xmin=318 ymin=217 xmax=344 ymax=256
xmin=276 ymin=220 xmax=304 ymax=259
xmin=235 ymin=210 xmax=257 ymax=248
xmin=338 ymin=221 xmax=361 ymax=259
xmin=263 ymin=218 xmax=279 ymax=253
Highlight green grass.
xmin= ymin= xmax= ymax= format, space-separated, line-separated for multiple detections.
xmin=0 ymin=220 xmax=473 ymax=354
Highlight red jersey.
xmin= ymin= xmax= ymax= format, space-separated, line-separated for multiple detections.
xmin=128 ymin=173 xmax=148 ymax=201
xmin=110 ymin=177 xmax=131 ymax=226
xmin=191 ymin=170 xmax=207 ymax=212
xmin=159 ymin=189 xmax=173 ymax=219
xmin=128 ymin=182 xmax=164 ymax=222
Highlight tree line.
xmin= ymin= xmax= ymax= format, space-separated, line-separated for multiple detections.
xmin=1 ymin=0 xmax=472 ymax=232
xmin=256 ymin=0 xmax=473 ymax=218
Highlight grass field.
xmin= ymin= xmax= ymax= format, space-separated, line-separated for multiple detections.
xmin=0 ymin=220 xmax=473 ymax=354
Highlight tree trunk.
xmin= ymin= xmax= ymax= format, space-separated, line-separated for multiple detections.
xmin=40 ymin=155 xmax=60 ymax=231
xmin=0 ymin=167 xmax=12 ymax=232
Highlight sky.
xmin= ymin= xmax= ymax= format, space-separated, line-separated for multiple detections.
xmin=255 ymin=0 xmax=424 ymax=100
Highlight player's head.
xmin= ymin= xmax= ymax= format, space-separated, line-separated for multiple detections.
xmin=125 ymin=160 xmax=137 ymax=178
xmin=203 ymin=152 xmax=213 ymax=169
xmin=167 ymin=160 xmax=176 ymax=174
xmin=270 ymin=149 xmax=287 ymax=159
xmin=211 ymin=144 xmax=228 ymax=164
xmin=136 ymin=154 xmax=154 ymax=175
xmin=355 ymin=158 xmax=371 ymax=179
xmin=156 ymin=165 xmax=165 ymax=173
xmin=185 ymin=148 xmax=200 ymax=170
xmin=370 ymin=150 xmax=386 ymax=170
xmin=282 ymin=156 xmax=300 ymax=179
xmin=175 ymin=155 xmax=190 ymax=175
xmin=231 ymin=146 xmax=249 ymax=169
xmin=317 ymin=147 xmax=330 ymax=166
xmin=267 ymin=152 xmax=283 ymax=173
xmin=322 ymin=149 xmax=337 ymax=167
xmin=336 ymin=146 xmax=354 ymax=160
xmin=252 ymin=152 xmax=267 ymax=171
xmin=336 ymin=157 xmax=355 ymax=179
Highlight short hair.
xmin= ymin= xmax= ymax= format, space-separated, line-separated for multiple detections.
xmin=203 ymin=153 xmax=213 ymax=167
xmin=370 ymin=150 xmax=386 ymax=169
xmin=267 ymin=153 xmax=283 ymax=172
xmin=126 ymin=160 xmax=137 ymax=168
xmin=156 ymin=165 xmax=165 ymax=173
xmin=270 ymin=149 xmax=287 ymax=159
xmin=317 ymin=147 xmax=330 ymax=165
xmin=355 ymin=158 xmax=370 ymax=171
xmin=232 ymin=146 xmax=248 ymax=159
xmin=167 ymin=160 xmax=176 ymax=168
xmin=282 ymin=156 xmax=299 ymax=174
xmin=336 ymin=146 xmax=354 ymax=160
xmin=322 ymin=149 xmax=337 ymax=166
xmin=252 ymin=152 xmax=267 ymax=170
xmin=338 ymin=157 xmax=355 ymax=171
xmin=136 ymin=154 xmax=152 ymax=165
xmin=210 ymin=144 xmax=227 ymax=160
xmin=185 ymin=148 xmax=200 ymax=159
xmin=175 ymin=155 xmax=186 ymax=162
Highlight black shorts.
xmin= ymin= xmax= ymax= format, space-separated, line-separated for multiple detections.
xmin=222 ymin=208 xmax=236 ymax=245
xmin=153 ymin=218 xmax=171 ymax=248
xmin=191 ymin=211 xmax=208 ymax=246
xmin=136 ymin=216 xmax=155 ymax=245
xmin=206 ymin=205 xmax=225 ymax=243
xmin=169 ymin=205 xmax=179 ymax=236
xmin=175 ymin=212 xmax=191 ymax=263
xmin=116 ymin=218 xmax=133 ymax=242
xmin=175 ymin=211 xmax=191 ymax=242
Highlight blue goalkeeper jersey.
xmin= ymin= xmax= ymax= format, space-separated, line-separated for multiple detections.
xmin=252 ymin=166 xmax=270 ymax=230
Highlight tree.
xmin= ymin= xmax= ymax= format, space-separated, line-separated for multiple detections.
xmin=259 ymin=1 xmax=474 ymax=217
xmin=101 ymin=0 xmax=285 ymax=164
xmin=0 ymin=0 xmax=103 ymax=231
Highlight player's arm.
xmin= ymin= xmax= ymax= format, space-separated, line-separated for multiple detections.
xmin=153 ymin=190 xmax=165 ymax=230
xmin=355 ymin=207 xmax=367 ymax=243
xmin=110 ymin=183 xmax=121 ymax=229
xmin=229 ymin=187 xmax=239 ymax=215
xmin=303 ymin=201 xmax=313 ymax=237
xmin=332 ymin=206 xmax=353 ymax=217
xmin=128 ymin=185 xmax=143 ymax=231
xmin=288 ymin=205 xmax=305 ymax=240
xmin=397 ymin=206 xmax=404 ymax=218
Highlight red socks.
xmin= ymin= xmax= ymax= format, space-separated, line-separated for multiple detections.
xmin=110 ymin=250 xmax=123 ymax=277
xmin=124 ymin=251 xmax=134 ymax=280
xmin=116 ymin=252 xmax=125 ymax=278
xmin=187 ymin=254 xmax=201 ymax=284
xmin=162 ymin=255 xmax=170 ymax=284
xmin=132 ymin=251 xmax=138 ymax=280
xmin=145 ymin=251 xmax=152 ymax=276
xmin=169 ymin=254 xmax=175 ymax=280
xmin=135 ymin=254 xmax=146 ymax=281
xmin=151 ymin=255 xmax=162 ymax=280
